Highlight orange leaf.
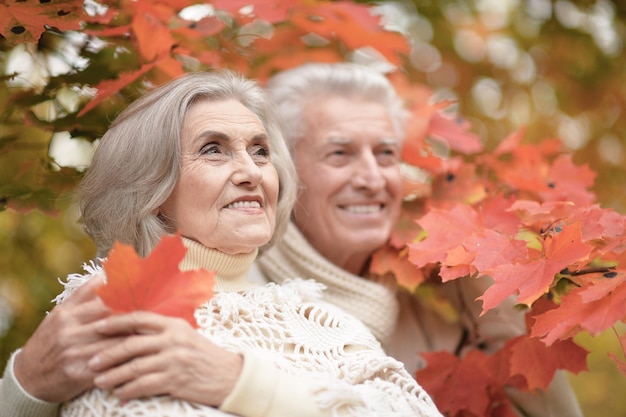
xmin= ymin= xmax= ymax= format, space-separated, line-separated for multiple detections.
xmin=507 ymin=336 xmax=588 ymax=390
xmin=0 ymin=0 xmax=84 ymax=45
xmin=480 ymin=222 xmax=592 ymax=312
xmin=416 ymin=350 xmax=494 ymax=417
xmin=370 ymin=244 xmax=425 ymax=291
xmin=539 ymin=154 xmax=597 ymax=206
xmin=408 ymin=203 xmax=481 ymax=268
xmin=131 ymin=5 xmax=175 ymax=62
xmin=291 ymin=2 xmax=408 ymax=64
xmin=78 ymin=63 xmax=155 ymax=117
xmin=428 ymin=112 xmax=484 ymax=154
xmin=98 ymin=234 xmax=215 ymax=328
xmin=531 ymin=273 xmax=626 ymax=344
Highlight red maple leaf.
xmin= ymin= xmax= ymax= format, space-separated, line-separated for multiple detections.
xmin=370 ymin=244 xmax=425 ymax=291
xmin=539 ymin=154 xmax=596 ymax=206
xmin=430 ymin=161 xmax=487 ymax=205
xmin=506 ymin=336 xmax=588 ymax=390
xmin=291 ymin=2 xmax=408 ymax=64
xmin=531 ymin=273 xmax=626 ymax=344
xmin=0 ymin=0 xmax=84 ymax=45
xmin=416 ymin=350 xmax=496 ymax=417
xmin=428 ymin=112 xmax=484 ymax=155
xmin=78 ymin=62 xmax=155 ymax=117
xmin=480 ymin=222 xmax=592 ymax=312
xmin=98 ymin=234 xmax=215 ymax=328
xmin=131 ymin=4 xmax=176 ymax=63
xmin=408 ymin=203 xmax=481 ymax=269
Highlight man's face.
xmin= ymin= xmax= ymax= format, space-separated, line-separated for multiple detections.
xmin=292 ymin=95 xmax=403 ymax=274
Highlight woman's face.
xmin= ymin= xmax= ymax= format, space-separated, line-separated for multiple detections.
xmin=292 ymin=95 xmax=403 ymax=275
xmin=159 ymin=98 xmax=279 ymax=254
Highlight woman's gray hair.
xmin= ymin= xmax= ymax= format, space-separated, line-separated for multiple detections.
xmin=265 ymin=62 xmax=408 ymax=152
xmin=79 ymin=71 xmax=297 ymax=258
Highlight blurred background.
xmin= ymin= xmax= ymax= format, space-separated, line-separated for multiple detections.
xmin=1 ymin=0 xmax=625 ymax=415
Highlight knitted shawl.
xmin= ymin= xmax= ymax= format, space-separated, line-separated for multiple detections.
xmin=57 ymin=239 xmax=442 ymax=417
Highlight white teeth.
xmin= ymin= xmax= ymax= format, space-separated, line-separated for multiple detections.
xmin=344 ymin=204 xmax=381 ymax=214
xmin=226 ymin=201 xmax=261 ymax=209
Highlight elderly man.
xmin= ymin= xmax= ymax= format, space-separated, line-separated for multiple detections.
xmin=251 ymin=62 xmax=585 ymax=417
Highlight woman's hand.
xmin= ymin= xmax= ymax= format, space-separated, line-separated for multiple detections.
xmin=14 ymin=276 xmax=118 ymax=402
xmin=88 ymin=311 xmax=243 ymax=407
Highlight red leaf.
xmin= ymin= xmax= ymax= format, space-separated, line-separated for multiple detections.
xmin=531 ymin=273 xmax=626 ymax=344
xmin=131 ymin=8 xmax=176 ymax=62
xmin=539 ymin=154 xmax=596 ymax=206
xmin=78 ymin=63 xmax=155 ymax=117
xmin=507 ymin=336 xmax=588 ymax=390
xmin=0 ymin=0 xmax=84 ymax=45
xmin=98 ymin=234 xmax=215 ymax=328
xmin=370 ymin=245 xmax=425 ymax=291
xmin=291 ymin=2 xmax=408 ymax=64
xmin=416 ymin=350 xmax=493 ymax=417
xmin=408 ymin=203 xmax=481 ymax=269
xmin=428 ymin=112 xmax=484 ymax=154
xmin=480 ymin=222 xmax=592 ymax=312
xmin=492 ymin=127 xmax=525 ymax=156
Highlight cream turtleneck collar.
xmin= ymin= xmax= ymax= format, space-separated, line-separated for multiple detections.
xmin=179 ymin=238 xmax=259 ymax=293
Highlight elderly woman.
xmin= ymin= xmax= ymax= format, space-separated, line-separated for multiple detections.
xmin=0 ymin=71 xmax=442 ymax=417
xmin=252 ymin=62 xmax=585 ymax=417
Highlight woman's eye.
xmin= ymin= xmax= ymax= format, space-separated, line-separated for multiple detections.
xmin=250 ymin=145 xmax=271 ymax=161
xmin=254 ymin=146 xmax=270 ymax=156
xmin=200 ymin=143 xmax=221 ymax=155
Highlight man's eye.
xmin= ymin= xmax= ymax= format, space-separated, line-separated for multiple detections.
xmin=328 ymin=148 xmax=348 ymax=157
xmin=377 ymin=147 xmax=399 ymax=161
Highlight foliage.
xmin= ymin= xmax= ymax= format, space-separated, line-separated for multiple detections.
xmin=99 ymin=234 xmax=215 ymax=328
xmin=1 ymin=0 xmax=625 ymax=416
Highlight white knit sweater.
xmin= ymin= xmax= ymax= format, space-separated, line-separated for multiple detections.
xmin=28 ymin=238 xmax=441 ymax=417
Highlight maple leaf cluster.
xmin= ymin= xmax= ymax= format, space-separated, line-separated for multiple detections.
xmin=371 ymin=96 xmax=626 ymax=415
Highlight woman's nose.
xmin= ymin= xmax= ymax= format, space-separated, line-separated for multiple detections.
xmin=231 ymin=152 xmax=263 ymax=187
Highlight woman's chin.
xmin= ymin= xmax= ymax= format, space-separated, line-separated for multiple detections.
xmin=217 ymin=236 xmax=271 ymax=255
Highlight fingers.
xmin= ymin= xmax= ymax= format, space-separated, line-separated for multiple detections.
xmin=89 ymin=332 xmax=159 ymax=372
xmin=87 ymin=318 xmax=242 ymax=406
xmin=90 ymin=312 xmax=191 ymax=370
xmin=93 ymin=353 xmax=167 ymax=395
xmin=95 ymin=311 xmax=186 ymax=336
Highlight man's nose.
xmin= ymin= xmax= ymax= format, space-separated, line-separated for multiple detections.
xmin=351 ymin=151 xmax=385 ymax=191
